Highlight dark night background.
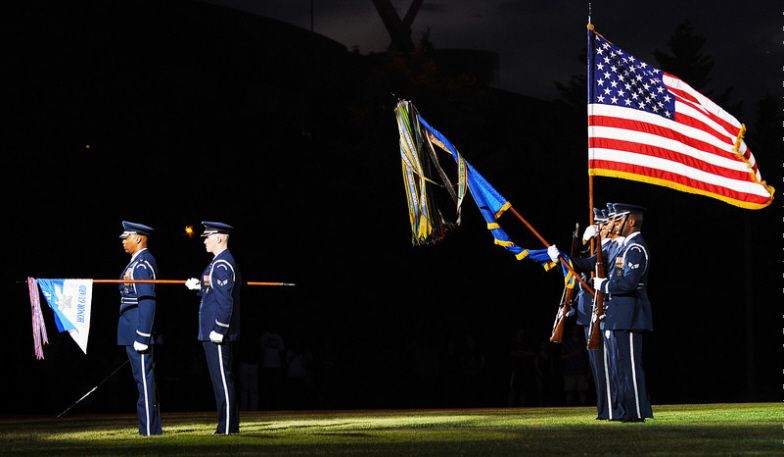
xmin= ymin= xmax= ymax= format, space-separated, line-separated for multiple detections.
xmin=3 ymin=0 xmax=782 ymax=416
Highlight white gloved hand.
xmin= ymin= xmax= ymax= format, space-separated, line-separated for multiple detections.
xmin=209 ymin=331 xmax=224 ymax=344
xmin=185 ymin=277 xmax=201 ymax=291
xmin=582 ymin=224 xmax=598 ymax=242
xmin=547 ymin=245 xmax=560 ymax=263
xmin=133 ymin=341 xmax=148 ymax=352
xmin=593 ymin=277 xmax=607 ymax=291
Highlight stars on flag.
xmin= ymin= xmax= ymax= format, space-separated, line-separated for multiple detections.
xmin=590 ymin=35 xmax=675 ymax=118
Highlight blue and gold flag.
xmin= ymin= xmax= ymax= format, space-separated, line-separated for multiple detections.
xmin=396 ymin=100 xmax=571 ymax=285
xmin=395 ymin=101 xmax=457 ymax=245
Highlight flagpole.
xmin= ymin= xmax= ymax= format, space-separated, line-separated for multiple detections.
xmin=586 ymin=16 xmax=597 ymax=256
xmin=76 ymin=279 xmax=295 ymax=287
xmin=507 ymin=206 xmax=595 ymax=295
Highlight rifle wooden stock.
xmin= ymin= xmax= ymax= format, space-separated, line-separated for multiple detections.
xmin=550 ymin=285 xmax=575 ymax=343
xmin=586 ymin=235 xmax=605 ymax=350
xmin=550 ymin=222 xmax=579 ymax=344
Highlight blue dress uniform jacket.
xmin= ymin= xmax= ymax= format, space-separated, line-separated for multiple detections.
xmin=198 ymin=250 xmax=241 ymax=342
xmin=198 ymin=249 xmax=241 ymax=434
xmin=598 ymin=233 xmax=652 ymax=331
xmin=571 ymin=238 xmax=623 ymax=327
xmin=597 ymin=232 xmax=653 ymax=421
xmin=572 ymin=238 xmax=621 ymax=326
xmin=118 ymin=249 xmax=157 ymax=345
xmin=117 ymin=248 xmax=161 ymax=436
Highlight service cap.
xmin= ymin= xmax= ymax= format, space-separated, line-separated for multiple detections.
xmin=119 ymin=221 xmax=154 ymax=239
xmin=201 ymin=221 xmax=234 ymax=237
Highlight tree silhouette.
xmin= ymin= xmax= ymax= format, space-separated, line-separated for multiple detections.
xmin=653 ymin=21 xmax=713 ymax=90
xmin=557 ymin=22 xmax=742 ymax=116
xmin=553 ymin=50 xmax=586 ymax=113
xmin=653 ymin=20 xmax=740 ymax=114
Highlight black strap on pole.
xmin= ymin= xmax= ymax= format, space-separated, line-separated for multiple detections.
xmin=57 ymin=359 xmax=129 ymax=418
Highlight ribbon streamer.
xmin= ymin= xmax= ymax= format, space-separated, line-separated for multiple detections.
xmin=27 ymin=277 xmax=49 ymax=360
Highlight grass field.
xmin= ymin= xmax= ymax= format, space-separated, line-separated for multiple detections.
xmin=0 ymin=403 xmax=780 ymax=456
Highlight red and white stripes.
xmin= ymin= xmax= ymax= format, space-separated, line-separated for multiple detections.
xmin=588 ymin=73 xmax=774 ymax=209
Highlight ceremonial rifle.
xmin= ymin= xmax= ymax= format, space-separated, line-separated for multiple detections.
xmin=586 ymin=234 xmax=605 ymax=350
xmin=57 ymin=359 xmax=129 ymax=417
xmin=549 ymin=222 xmax=579 ymax=343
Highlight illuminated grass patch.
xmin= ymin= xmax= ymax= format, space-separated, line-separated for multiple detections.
xmin=0 ymin=403 xmax=780 ymax=456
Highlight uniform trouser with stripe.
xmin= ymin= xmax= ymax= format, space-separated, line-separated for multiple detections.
xmin=203 ymin=341 xmax=239 ymax=434
xmin=604 ymin=329 xmax=653 ymax=420
xmin=583 ymin=326 xmax=609 ymax=419
xmin=125 ymin=346 xmax=162 ymax=436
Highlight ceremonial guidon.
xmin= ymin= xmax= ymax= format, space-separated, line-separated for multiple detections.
xmin=118 ymin=220 xmax=162 ymax=436
xmin=186 ymin=221 xmax=241 ymax=434
xmin=592 ymin=203 xmax=653 ymax=422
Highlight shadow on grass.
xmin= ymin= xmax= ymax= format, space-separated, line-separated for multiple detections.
xmin=1 ymin=405 xmax=780 ymax=457
xmin=2 ymin=424 xmax=779 ymax=457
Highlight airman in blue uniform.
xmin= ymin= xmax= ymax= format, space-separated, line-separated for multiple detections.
xmin=118 ymin=221 xmax=162 ymax=436
xmin=591 ymin=204 xmax=653 ymax=422
xmin=186 ymin=221 xmax=241 ymax=434
xmin=573 ymin=208 xmax=611 ymax=419
xmin=551 ymin=204 xmax=630 ymax=420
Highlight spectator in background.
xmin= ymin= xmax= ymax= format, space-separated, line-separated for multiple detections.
xmin=534 ymin=340 xmax=557 ymax=406
xmin=238 ymin=334 xmax=260 ymax=411
xmin=438 ymin=333 xmax=461 ymax=407
xmin=560 ymin=324 xmax=590 ymax=406
xmin=507 ymin=328 xmax=536 ymax=407
xmin=458 ymin=333 xmax=485 ymax=407
xmin=285 ymin=336 xmax=315 ymax=409
xmin=259 ymin=326 xmax=285 ymax=409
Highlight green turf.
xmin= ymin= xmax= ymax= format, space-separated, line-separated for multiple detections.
xmin=0 ymin=403 xmax=780 ymax=456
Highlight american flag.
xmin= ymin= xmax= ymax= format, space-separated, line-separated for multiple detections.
xmin=587 ymin=27 xmax=774 ymax=209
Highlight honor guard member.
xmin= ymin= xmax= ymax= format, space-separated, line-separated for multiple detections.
xmin=573 ymin=208 xmax=611 ymax=420
xmin=604 ymin=202 xmax=626 ymax=260
xmin=118 ymin=221 xmax=162 ymax=436
xmin=550 ymin=204 xmax=626 ymax=420
xmin=185 ymin=221 xmax=241 ymax=434
xmin=591 ymin=203 xmax=653 ymax=422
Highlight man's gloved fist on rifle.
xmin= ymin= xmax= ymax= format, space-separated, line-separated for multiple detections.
xmin=582 ymin=224 xmax=598 ymax=242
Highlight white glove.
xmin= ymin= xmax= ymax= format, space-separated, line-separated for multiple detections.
xmin=547 ymin=245 xmax=560 ymax=263
xmin=582 ymin=224 xmax=598 ymax=242
xmin=593 ymin=277 xmax=607 ymax=291
xmin=133 ymin=341 xmax=148 ymax=352
xmin=185 ymin=277 xmax=201 ymax=291
xmin=209 ymin=331 xmax=224 ymax=344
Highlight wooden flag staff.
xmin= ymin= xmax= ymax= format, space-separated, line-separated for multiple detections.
xmin=90 ymin=279 xmax=296 ymax=287
xmin=507 ymin=206 xmax=595 ymax=296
